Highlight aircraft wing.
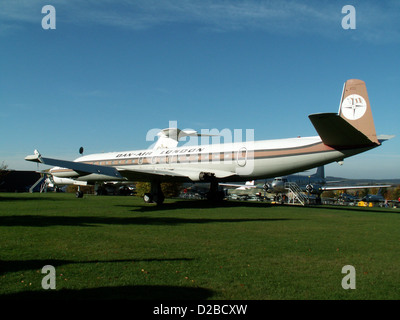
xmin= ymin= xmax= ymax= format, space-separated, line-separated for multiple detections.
xmin=25 ymin=150 xmax=124 ymax=179
xmin=320 ymin=184 xmax=392 ymax=191
xmin=219 ymin=183 xmax=257 ymax=189
xmin=25 ymin=150 xmax=237 ymax=182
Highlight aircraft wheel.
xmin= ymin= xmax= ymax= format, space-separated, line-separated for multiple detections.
xmin=76 ymin=191 xmax=84 ymax=198
xmin=144 ymin=193 xmax=153 ymax=203
xmin=154 ymin=193 xmax=165 ymax=206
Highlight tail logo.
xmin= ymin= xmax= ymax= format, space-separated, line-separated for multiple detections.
xmin=341 ymin=94 xmax=367 ymax=120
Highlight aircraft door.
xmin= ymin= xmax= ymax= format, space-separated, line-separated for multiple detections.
xmin=237 ymin=147 xmax=247 ymax=167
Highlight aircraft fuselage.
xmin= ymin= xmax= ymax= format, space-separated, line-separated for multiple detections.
xmin=50 ymin=135 xmax=374 ymax=183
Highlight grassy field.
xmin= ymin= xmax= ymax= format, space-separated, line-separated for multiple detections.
xmin=1 ymin=192 xmax=399 ymax=300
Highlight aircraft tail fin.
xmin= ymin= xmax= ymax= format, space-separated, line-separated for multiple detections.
xmin=337 ymin=79 xmax=379 ymax=144
xmin=308 ymin=79 xmax=380 ymax=149
xmin=377 ymin=187 xmax=385 ymax=196
xmin=314 ymin=166 xmax=325 ymax=179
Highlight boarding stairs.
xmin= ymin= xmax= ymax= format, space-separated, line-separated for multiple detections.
xmin=30 ymin=173 xmax=53 ymax=193
xmin=29 ymin=176 xmax=46 ymax=193
xmin=285 ymin=182 xmax=308 ymax=206
xmin=39 ymin=179 xmax=49 ymax=193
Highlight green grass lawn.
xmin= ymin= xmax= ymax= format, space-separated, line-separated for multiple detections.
xmin=1 ymin=192 xmax=399 ymax=300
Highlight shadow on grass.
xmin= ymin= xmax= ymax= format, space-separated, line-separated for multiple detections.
xmin=0 ymin=195 xmax=60 ymax=202
xmin=290 ymin=204 xmax=399 ymax=214
xmin=0 ymin=258 xmax=194 ymax=275
xmin=123 ymin=199 xmax=274 ymax=212
xmin=0 ymin=285 xmax=215 ymax=300
xmin=0 ymin=214 xmax=298 ymax=227
xmin=131 ymin=198 xmax=399 ymax=213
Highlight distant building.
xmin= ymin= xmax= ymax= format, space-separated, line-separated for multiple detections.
xmin=0 ymin=171 xmax=41 ymax=193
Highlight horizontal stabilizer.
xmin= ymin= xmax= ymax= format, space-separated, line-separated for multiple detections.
xmin=308 ymin=113 xmax=378 ymax=148
xmin=154 ymin=128 xmax=218 ymax=149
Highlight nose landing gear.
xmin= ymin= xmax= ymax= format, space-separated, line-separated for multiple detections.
xmin=76 ymin=186 xmax=84 ymax=198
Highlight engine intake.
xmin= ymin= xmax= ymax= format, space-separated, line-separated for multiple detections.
xmin=199 ymin=172 xmax=216 ymax=182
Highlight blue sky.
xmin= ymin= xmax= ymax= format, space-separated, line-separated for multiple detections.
xmin=1 ymin=0 xmax=399 ymax=179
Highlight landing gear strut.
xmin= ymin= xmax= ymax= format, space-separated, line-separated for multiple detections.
xmin=143 ymin=181 xmax=165 ymax=205
xmin=206 ymin=179 xmax=225 ymax=202
xmin=76 ymin=186 xmax=83 ymax=198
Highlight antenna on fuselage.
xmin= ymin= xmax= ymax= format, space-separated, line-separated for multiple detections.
xmin=79 ymin=147 xmax=84 ymax=155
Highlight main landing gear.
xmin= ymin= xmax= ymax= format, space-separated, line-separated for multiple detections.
xmin=142 ymin=176 xmax=225 ymax=206
xmin=206 ymin=179 xmax=225 ymax=202
xmin=143 ymin=181 xmax=165 ymax=205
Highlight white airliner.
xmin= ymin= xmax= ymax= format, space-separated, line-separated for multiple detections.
xmin=26 ymin=79 xmax=393 ymax=204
